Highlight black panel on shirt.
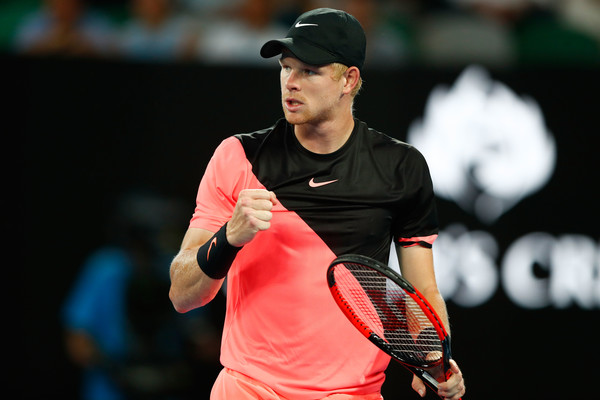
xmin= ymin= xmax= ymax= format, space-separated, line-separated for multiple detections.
xmin=235 ymin=119 xmax=438 ymax=264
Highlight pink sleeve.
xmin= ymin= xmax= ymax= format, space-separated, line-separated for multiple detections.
xmin=396 ymin=234 xmax=438 ymax=248
xmin=189 ymin=137 xmax=261 ymax=232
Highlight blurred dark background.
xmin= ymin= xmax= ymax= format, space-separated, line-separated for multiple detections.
xmin=8 ymin=0 xmax=600 ymax=399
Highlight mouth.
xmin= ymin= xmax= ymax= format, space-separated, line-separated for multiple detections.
xmin=284 ymin=97 xmax=304 ymax=111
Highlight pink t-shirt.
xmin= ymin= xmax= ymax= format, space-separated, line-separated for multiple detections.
xmin=190 ymin=120 xmax=438 ymax=399
xmin=191 ymin=138 xmax=389 ymax=399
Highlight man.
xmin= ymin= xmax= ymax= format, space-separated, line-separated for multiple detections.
xmin=169 ymin=7 xmax=465 ymax=400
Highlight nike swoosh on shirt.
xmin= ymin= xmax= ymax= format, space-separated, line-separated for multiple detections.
xmin=309 ymin=177 xmax=339 ymax=188
xmin=295 ymin=22 xmax=319 ymax=28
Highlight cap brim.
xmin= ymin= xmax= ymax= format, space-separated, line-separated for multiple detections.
xmin=260 ymin=38 xmax=338 ymax=66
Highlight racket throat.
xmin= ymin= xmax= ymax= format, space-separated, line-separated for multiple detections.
xmin=369 ymin=334 xmax=421 ymax=367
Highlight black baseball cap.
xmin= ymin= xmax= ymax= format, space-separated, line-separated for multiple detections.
xmin=260 ymin=8 xmax=366 ymax=71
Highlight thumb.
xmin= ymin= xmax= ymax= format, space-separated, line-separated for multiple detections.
xmin=449 ymin=359 xmax=461 ymax=375
xmin=411 ymin=374 xmax=427 ymax=398
xmin=269 ymin=191 xmax=279 ymax=206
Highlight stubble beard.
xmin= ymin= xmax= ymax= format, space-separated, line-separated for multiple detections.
xmin=282 ymin=99 xmax=336 ymax=127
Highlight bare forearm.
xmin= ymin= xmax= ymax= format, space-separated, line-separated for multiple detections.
xmin=398 ymin=245 xmax=451 ymax=334
xmin=169 ymin=248 xmax=224 ymax=313
xmin=421 ymin=286 xmax=451 ymax=335
xmin=169 ymin=191 xmax=276 ymax=313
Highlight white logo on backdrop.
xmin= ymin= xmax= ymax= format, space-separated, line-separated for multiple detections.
xmin=407 ymin=65 xmax=556 ymax=224
xmin=397 ymin=65 xmax=599 ymax=309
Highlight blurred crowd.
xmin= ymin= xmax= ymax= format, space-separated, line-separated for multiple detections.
xmin=61 ymin=189 xmax=226 ymax=400
xmin=3 ymin=0 xmax=600 ymax=68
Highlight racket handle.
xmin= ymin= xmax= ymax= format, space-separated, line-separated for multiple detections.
xmin=444 ymin=369 xmax=452 ymax=381
xmin=405 ymin=366 xmax=439 ymax=392
xmin=418 ymin=370 xmax=440 ymax=391
xmin=419 ymin=366 xmax=459 ymax=400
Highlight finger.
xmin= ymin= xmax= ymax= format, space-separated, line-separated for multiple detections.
xmin=249 ymin=214 xmax=271 ymax=231
xmin=439 ymin=381 xmax=466 ymax=400
xmin=449 ymin=359 xmax=461 ymax=375
xmin=252 ymin=209 xmax=273 ymax=223
xmin=438 ymin=360 xmax=465 ymax=399
xmin=240 ymin=189 xmax=275 ymax=201
xmin=250 ymin=198 xmax=274 ymax=211
xmin=269 ymin=191 xmax=278 ymax=205
xmin=411 ymin=375 xmax=427 ymax=398
xmin=238 ymin=190 xmax=278 ymax=210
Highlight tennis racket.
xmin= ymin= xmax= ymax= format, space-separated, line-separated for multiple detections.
xmin=327 ymin=254 xmax=455 ymax=398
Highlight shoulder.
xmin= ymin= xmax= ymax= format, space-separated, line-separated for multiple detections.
xmin=356 ymin=120 xmax=426 ymax=163
xmin=233 ymin=119 xmax=290 ymax=159
xmin=204 ymin=119 xmax=289 ymax=176
xmin=234 ymin=118 xmax=288 ymax=143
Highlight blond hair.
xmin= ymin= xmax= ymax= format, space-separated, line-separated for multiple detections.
xmin=331 ymin=63 xmax=363 ymax=98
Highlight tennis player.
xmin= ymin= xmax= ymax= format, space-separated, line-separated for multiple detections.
xmin=169 ymin=7 xmax=465 ymax=400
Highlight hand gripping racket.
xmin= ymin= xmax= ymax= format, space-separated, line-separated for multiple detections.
xmin=327 ymin=254 xmax=456 ymax=398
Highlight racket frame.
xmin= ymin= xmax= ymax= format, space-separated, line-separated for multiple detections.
xmin=327 ymin=254 xmax=453 ymax=394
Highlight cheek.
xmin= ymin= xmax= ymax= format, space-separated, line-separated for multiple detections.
xmin=318 ymin=88 xmax=340 ymax=107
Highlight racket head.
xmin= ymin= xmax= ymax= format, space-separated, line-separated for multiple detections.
xmin=327 ymin=254 xmax=452 ymax=377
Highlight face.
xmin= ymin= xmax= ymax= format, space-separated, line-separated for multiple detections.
xmin=279 ymin=55 xmax=346 ymax=126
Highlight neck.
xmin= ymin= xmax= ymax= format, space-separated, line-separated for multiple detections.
xmin=293 ymin=113 xmax=355 ymax=154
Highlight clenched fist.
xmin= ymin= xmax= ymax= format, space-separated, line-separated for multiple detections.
xmin=226 ymin=189 xmax=278 ymax=247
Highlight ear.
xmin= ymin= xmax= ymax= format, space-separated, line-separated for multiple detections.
xmin=342 ymin=66 xmax=360 ymax=95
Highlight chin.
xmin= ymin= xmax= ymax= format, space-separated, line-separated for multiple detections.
xmin=283 ymin=112 xmax=307 ymax=126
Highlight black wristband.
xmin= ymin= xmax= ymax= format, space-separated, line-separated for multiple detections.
xmin=196 ymin=223 xmax=241 ymax=279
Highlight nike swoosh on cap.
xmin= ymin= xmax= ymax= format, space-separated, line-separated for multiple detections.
xmin=309 ymin=177 xmax=338 ymax=188
xmin=295 ymin=21 xmax=319 ymax=28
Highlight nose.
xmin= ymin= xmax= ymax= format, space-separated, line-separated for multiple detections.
xmin=284 ymin=70 xmax=300 ymax=92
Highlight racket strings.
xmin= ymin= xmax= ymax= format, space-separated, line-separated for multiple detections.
xmin=334 ymin=263 xmax=442 ymax=365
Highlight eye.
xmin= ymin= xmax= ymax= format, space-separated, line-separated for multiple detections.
xmin=279 ymin=61 xmax=291 ymax=72
xmin=304 ymin=69 xmax=317 ymax=76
